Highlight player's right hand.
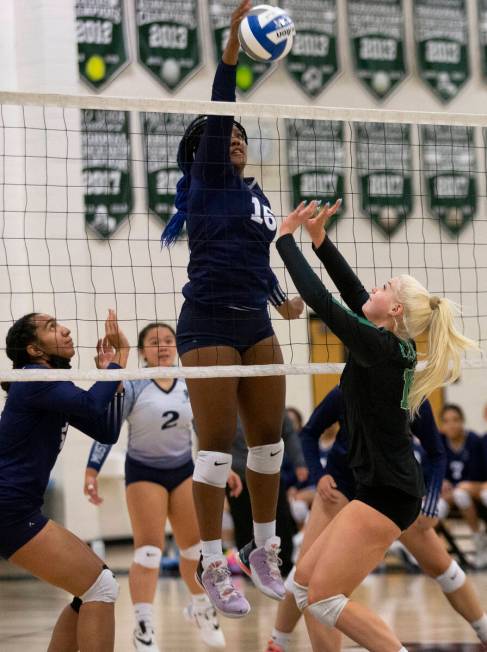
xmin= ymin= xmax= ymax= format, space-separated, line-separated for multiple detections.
xmin=303 ymin=198 xmax=342 ymax=248
xmin=84 ymin=469 xmax=103 ymax=505
xmin=317 ymin=474 xmax=340 ymax=503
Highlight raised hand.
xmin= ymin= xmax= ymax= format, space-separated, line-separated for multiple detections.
xmin=104 ymin=309 xmax=129 ymax=368
xmin=279 ymin=199 xmax=342 ymax=245
xmin=304 ymin=198 xmax=342 ymax=248
xmin=223 ymin=0 xmax=252 ymax=65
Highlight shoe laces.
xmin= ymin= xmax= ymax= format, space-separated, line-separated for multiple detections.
xmin=210 ymin=563 xmax=240 ymax=601
xmin=265 ymin=544 xmax=282 ymax=580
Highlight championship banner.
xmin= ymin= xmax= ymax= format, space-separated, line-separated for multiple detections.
xmin=281 ymin=0 xmax=339 ymax=98
xmin=76 ymin=0 xmax=129 ymax=91
xmin=413 ymin=0 xmax=470 ymax=103
xmin=142 ymin=112 xmax=193 ymax=225
xmin=347 ymin=0 xmax=407 ymax=100
xmin=286 ymin=120 xmax=345 ymax=226
xmin=81 ymin=110 xmax=133 ymax=238
xmin=478 ymin=0 xmax=487 ymax=81
xmin=421 ymin=126 xmax=476 ymax=235
xmin=355 ymin=123 xmax=412 ymax=237
xmin=208 ymin=0 xmax=276 ymax=95
xmin=136 ymin=0 xmax=201 ymax=92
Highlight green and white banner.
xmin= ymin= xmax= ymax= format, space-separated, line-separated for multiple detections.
xmin=281 ymin=0 xmax=339 ymax=98
xmin=142 ymin=112 xmax=194 ymax=224
xmin=208 ymin=0 xmax=276 ymax=95
xmin=136 ymin=0 xmax=201 ymax=92
xmin=478 ymin=0 xmax=487 ymax=81
xmin=413 ymin=0 xmax=470 ymax=102
xmin=81 ymin=110 xmax=133 ymax=238
xmin=348 ymin=0 xmax=407 ymax=100
xmin=421 ymin=126 xmax=477 ymax=235
xmin=355 ymin=123 xmax=413 ymax=237
xmin=76 ymin=0 xmax=129 ymax=91
xmin=286 ymin=120 xmax=345 ymax=226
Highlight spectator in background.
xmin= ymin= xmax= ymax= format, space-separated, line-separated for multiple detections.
xmin=229 ymin=414 xmax=308 ymax=576
xmin=438 ymin=404 xmax=487 ymax=567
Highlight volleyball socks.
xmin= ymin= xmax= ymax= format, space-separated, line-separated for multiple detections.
xmin=134 ymin=602 xmax=153 ymax=626
xmin=472 ymin=613 xmax=487 ymax=642
xmin=270 ymin=628 xmax=292 ymax=650
xmin=254 ymin=520 xmax=277 ymax=548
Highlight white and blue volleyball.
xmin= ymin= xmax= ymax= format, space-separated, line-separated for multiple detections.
xmin=238 ymin=5 xmax=295 ymax=62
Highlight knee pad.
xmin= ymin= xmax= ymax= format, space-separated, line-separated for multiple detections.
xmin=180 ymin=542 xmax=201 ymax=561
xmin=134 ymin=545 xmax=162 ymax=569
xmin=193 ymin=450 xmax=232 ymax=488
xmin=437 ymin=497 xmax=450 ymax=519
xmin=292 ymin=580 xmax=309 ymax=611
xmin=247 ymin=440 xmax=284 ymax=474
xmin=306 ymin=594 xmax=349 ymax=628
xmin=284 ymin=565 xmax=296 ymax=593
xmin=436 ymin=560 xmax=466 ymax=594
xmin=453 ymin=487 xmax=472 ymax=510
xmin=80 ymin=568 xmax=119 ymax=604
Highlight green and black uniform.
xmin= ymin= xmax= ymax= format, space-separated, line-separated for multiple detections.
xmin=276 ymin=234 xmax=424 ymax=530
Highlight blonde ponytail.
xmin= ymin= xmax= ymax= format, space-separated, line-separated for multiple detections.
xmin=395 ymin=275 xmax=477 ymax=415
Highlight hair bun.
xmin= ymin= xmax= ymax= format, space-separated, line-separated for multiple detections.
xmin=429 ymin=296 xmax=441 ymax=310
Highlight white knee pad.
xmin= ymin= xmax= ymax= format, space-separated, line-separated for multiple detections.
xmin=180 ymin=542 xmax=201 ymax=561
xmin=193 ymin=450 xmax=232 ymax=488
xmin=292 ymin=580 xmax=309 ymax=611
xmin=436 ymin=560 xmax=466 ymax=594
xmin=437 ymin=497 xmax=450 ymax=519
xmin=134 ymin=545 xmax=162 ymax=569
xmin=247 ymin=440 xmax=284 ymax=474
xmin=306 ymin=594 xmax=349 ymax=628
xmin=80 ymin=568 xmax=119 ymax=604
xmin=284 ymin=565 xmax=296 ymax=593
xmin=453 ymin=487 xmax=473 ymax=510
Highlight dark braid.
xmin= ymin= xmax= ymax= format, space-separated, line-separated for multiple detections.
xmin=137 ymin=322 xmax=176 ymax=350
xmin=2 ymin=313 xmax=39 ymax=392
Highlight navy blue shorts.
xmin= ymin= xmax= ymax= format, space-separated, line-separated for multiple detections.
xmin=325 ymin=455 xmax=356 ymax=502
xmin=0 ymin=508 xmax=49 ymax=559
xmin=176 ymin=300 xmax=275 ymax=356
xmin=125 ymin=455 xmax=194 ymax=492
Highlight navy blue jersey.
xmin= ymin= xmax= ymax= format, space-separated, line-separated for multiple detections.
xmin=183 ymin=61 xmax=279 ymax=309
xmin=0 ymin=363 xmax=123 ymax=520
xmin=442 ymin=431 xmax=483 ymax=485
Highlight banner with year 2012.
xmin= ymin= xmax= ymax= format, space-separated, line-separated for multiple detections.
xmin=76 ymin=0 xmax=129 ymax=91
xmin=142 ymin=112 xmax=194 ymax=226
xmin=286 ymin=120 xmax=345 ymax=227
xmin=413 ymin=0 xmax=470 ymax=103
xmin=421 ymin=126 xmax=477 ymax=236
xmin=281 ymin=0 xmax=339 ymax=98
xmin=81 ymin=110 xmax=133 ymax=238
xmin=208 ymin=0 xmax=276 ymax=95
xmin=136 ymin=0 xmax=201 ymax=92
xmin=355 ymin=123 xmax=413 ymax=237
xmin=347 ymin=0 xmax=407 ymax=100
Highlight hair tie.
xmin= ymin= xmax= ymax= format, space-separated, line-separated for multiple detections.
xmin=430 ymin=296 xmax=441 ymax=310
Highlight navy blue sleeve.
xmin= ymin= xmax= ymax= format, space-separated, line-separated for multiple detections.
xmin=313 ymin=237 xmax=370 ymax=315
xmin=467 ymin=434 xmax=485 ymax=481
xmin=192 ymin=61 xmax=236 ymax=186
xmin=276 ymin=234 xmax=389 ymax=366
xmin=300 ymin=387 xmax=342 ymax=485
xmin=411 ymin=400 xmax=446 ymax=517
xmin=69 ymin=390 xmax=124 ymax=445
xmin=87 ymin=441 xmax=112 ymax=472
xmin=268 ymin=269 xmax=287 ymax=307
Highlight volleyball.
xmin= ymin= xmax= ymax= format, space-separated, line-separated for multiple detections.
xmin=238 ymin=5 xmax=295 ymax=62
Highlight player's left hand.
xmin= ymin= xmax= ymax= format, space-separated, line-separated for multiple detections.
xmin=95 ymin=336 xmax=116 ymax=369
xmin=227 ymin=470 xmax=243 ymax=497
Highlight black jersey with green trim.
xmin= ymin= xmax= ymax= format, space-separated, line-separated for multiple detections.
xmin=276 ymin=234 xmax=425 ymax=499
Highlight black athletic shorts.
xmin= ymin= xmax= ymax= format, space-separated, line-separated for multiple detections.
xmin=176 ymin=300 xmax=275 ymax=356
xmin=125 ymin=455 xmax=194 ymax=492
xmin=355 ymin=484 xmax=422 ymax=531
xmin=0 ymin=507 xmax=49 ymax=559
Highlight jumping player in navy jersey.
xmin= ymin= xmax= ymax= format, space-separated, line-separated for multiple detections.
xmin=276 ymin=199 xmax=476 ymax=649
xmin=0 ymin=310 xmax=128 ymax=652
xmin=161 ymin=0 xmax=303 ymax=618
xmin=265 ymin=388 xmax=487 ymax=652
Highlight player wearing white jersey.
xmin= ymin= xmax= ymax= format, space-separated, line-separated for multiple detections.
xmin=84 ymin=323 xmax=241 ymax=651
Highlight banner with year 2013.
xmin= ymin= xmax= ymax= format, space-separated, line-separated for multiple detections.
xmin=136 ymin=0 xmax=201 ymax=92
xmin=355 ymin=123 xmax=413 ymax=237
xmin=347 ymin=0 xmax=407 ymax=100
xmin=208 ymin=0 xmax=276 ymax=95
xmin=81 ymin=110 xmax=133 ymax=238
xmin=281 ymin=0 xmax=339 ymax=98
xmin=421 ymin=126 xmax=477 ymax=235
xmin=286 ymin=120 xmax=345 ymax=227
xmin=413 ymin=0 xmax=470 ymax=102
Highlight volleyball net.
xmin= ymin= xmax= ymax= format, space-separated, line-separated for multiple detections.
xmin=0 ymin=90 xmax=486 ymax=381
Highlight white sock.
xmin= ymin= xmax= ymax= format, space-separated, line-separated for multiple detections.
xmin=201 ymin=539 xmax=224 ymax=568
xmin=192 ymin=592 xmax=211 ymax=609
xmin=254 ymin=521 xmax=276 ymax=548
xmin=271 ymin=627 xmax=292 ymax=650
xmin=134 ymin=602 xmax=153 ymax=626
xmin=398 ymin=647 xmax=408 ymax=652
xmin=472 ymin=613 xmax=487 ymax=642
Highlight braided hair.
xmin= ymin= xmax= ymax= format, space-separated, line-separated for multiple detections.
xmin=2 ymin=313 xmax=39 ymax=392
xmin=161 ymin=115 xmax=248 ymax=246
